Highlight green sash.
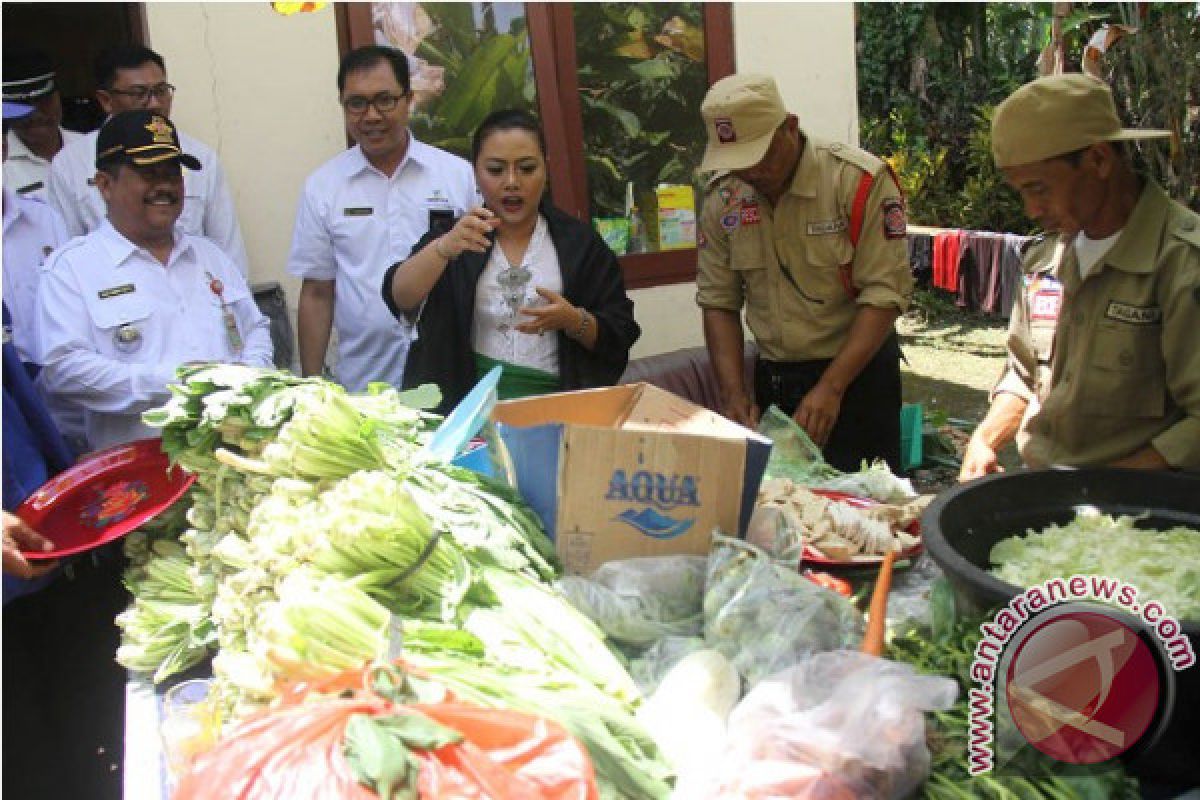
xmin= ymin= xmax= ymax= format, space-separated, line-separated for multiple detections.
xmin=474 ymin=353 xmax=559 ymax=400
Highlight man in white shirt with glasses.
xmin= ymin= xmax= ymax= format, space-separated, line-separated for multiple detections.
xmin=47 ymin=45 xmax=249 ymax=276
xmin=287 ymin=45 xmax=476 ymax=391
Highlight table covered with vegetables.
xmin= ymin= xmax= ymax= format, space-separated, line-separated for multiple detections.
xmin=117 ymin=366 xmax=1195 ymax=799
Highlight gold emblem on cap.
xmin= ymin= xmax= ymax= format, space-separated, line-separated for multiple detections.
xmin=145 ymin=116 xmax=175 ymax=144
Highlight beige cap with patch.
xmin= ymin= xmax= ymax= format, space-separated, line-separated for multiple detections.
xmin=699 ymin=74 xmax=787 ymax=173
xmin=992 ymin=73 xmax=1169 ymax=168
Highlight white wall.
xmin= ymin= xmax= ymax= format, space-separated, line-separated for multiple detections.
xmin=628 ymin=1 xmax=859 ymax=357
xmin=145 ymin=2 xmax=345 ymax=298
xmin=145 ymin=2 xmax=859 ymax=361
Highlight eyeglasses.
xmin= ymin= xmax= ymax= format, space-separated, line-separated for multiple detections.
xmin=342 ymin=92 xmax=407 ymax=116
xmin=105 ymin=83 xmax=176 ymax=105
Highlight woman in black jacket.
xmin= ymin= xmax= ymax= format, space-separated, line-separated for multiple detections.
xmin=382 ymin=109 xmax=640 ymax=412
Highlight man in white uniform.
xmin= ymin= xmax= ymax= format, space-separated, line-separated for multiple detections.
xmin=2 ymin=48 xmax=83 ymax=202
xmin=287 ymin=45 xmax=475 ymax=391
xmin=35 ymin=111 xmax=272 ymax=451
xmin=47 ymin=45 xmax=249 ymax=276
xmin=3 ymin=101 xmax=70 ymax=363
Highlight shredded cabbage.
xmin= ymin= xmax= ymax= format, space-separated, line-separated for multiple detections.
xmin=990 ymin=511 xmax=1200 ymax=621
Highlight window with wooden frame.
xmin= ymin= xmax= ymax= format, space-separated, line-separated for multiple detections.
xmin=336 ymin=2 xmax=734 ymax=289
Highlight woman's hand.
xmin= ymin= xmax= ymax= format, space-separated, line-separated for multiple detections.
xmin=3 ymin=511 xmax=58 ymax=579
xmin=515 ymin=288 xmax=581 ymax=335
xmin=434 ymin=206 xmax=496 ymax=260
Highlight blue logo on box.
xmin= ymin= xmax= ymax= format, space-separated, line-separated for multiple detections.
xmin=606 ymin=468 xmax=699 ymax=539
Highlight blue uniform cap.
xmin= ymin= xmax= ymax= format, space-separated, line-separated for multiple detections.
xmin=2 ymin=101 xmax=35 ymax=121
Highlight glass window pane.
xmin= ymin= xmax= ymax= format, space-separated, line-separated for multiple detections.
xmin=371 ymin=2 xmax=537 ymax=159
xmin=574 ymin=3 xmax=708 ymax=254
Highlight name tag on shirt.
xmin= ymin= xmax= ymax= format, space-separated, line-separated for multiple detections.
xmin=98 ymin=283 xmax=136 ymax=299
xmin=1105 ymin=301 xmax=1161 ymax=325
xmin=343 ymin=207 xmax=373 ymax=217
xmin=17 ymin=181 xmax=43 ymax=195
xmin=807 ymin=219 xmax=847 ymax=235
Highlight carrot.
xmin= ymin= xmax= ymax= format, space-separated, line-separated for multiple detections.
xmin=860 ymin=550 xmax=897 ymax=657
xmin=802 ymin=569 xmax=853 ymax=597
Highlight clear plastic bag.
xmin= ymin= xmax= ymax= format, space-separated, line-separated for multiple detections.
xmin=556 ymin=555 xmax=707 ymax=647
xmin=758 ymin=406 xmax=839 ymax=484
xmin=628 ymin=635 xmax=708 ymax=694
xmin=744 ymin=503 xmax=805 ymax=563
xmin=703 ymin=536 xmax=862 ymax=688
xmin=674 ymin=650 xmax=958 ymax=799
xmin=757 ymin=406 xmax=917 ymax=503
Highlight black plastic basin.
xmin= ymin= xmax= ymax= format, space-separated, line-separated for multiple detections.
xmin=922 ymin=468 xmax=1200 ymax=784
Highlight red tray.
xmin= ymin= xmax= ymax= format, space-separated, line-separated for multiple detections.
xmin=17 ymin=438 xmax=194 ymax=560
xmin=801 ymin=489 xmax=922 ymax=567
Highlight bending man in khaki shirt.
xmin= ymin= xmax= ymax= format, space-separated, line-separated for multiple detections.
xmin=695 ymin=74 xmax=913 ymax=472
xmin=961 ymin=74 xmax=1200 ymax=480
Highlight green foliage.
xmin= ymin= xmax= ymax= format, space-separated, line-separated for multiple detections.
xmin=1104 ymin=2 xmax=1199 ymax=210
xmin=573 ymin=3 xmax=709 ymax=218
xmin=858 ymin=3 xmax=1200 ymax=230
xmin=410 ymin=4 xmax=536 ymax=159
xmin=858 ymin=3 xmax=1045 ymax=234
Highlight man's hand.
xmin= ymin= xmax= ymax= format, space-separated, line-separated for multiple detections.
xmin=3 ymin=511 xmax=58 ymax=579
xmin=958 ymin=392 xmax=1028 ymax=483
xmin=794 ymin=381 xmax=842 ymax=447
xmin=721 ymin=391 xmax=760 ymax=429
xmin=959 ymin=433 xmax=1003 ymax=482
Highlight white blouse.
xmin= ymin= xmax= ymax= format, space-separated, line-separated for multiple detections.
xmin=472 ymin=214 xmax=562 ymax=374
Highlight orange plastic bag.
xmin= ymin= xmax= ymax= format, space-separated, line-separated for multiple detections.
xmin=174 ymin=669 xmax=599 ymax=800
xmin=414 ymin=703 xmax=597 ymax=800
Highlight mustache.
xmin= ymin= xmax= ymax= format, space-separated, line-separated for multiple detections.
xmin=144 ymin=190 xmax=180 ymax=204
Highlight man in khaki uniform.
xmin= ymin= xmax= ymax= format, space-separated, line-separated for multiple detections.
xmin=960 ymin=74 xmax=1200 ymax=479
xmin=695 ymin=74 xmax=913 ymax=472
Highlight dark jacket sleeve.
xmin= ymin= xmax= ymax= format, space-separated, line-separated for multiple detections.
xmin=547 ymin=205 xmax=641 ymax=390
xmin=382 ymin=231 xmax=482 ymax=414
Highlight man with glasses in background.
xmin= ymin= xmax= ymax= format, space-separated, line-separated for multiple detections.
xmin=287 ymin=45 xmax=475 ymax=391
xmin=2 ymin=47 xmax=84 ymax=202
xmin=47 ymin=45 xmax=249 ymax=275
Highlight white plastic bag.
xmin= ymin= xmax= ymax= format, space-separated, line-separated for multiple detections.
xmin=675 ymin=650 xmax=958 ymax=799
xmin=556 ymin=555 xmax=706 ymax=646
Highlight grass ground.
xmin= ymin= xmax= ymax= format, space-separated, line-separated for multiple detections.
xmin=895 ymin=292 xmax=1019 ymax=489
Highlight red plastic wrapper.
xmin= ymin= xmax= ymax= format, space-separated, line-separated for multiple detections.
xmin=173 ymin=666 xmax=599 ymax=800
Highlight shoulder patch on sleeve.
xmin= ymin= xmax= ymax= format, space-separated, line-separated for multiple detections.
xmin=882 ymin=197 xmax=907 ymax=239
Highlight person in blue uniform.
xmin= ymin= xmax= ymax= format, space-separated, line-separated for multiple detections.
xmin=3 ymin=107 xmax=127 ymax=798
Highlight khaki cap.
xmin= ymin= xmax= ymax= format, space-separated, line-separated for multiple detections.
xmin=993 ymin=73 xmax=1169 ymax=168
xmin=699 ymin=74 xmax=787 ymax=173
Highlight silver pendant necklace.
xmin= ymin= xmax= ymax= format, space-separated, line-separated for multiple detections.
xmin=495 ymin=219 xmax=545 ymax=332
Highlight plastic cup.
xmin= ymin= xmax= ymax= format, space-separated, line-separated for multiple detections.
xmin=160 ymin=679 xmax=219 ymax=782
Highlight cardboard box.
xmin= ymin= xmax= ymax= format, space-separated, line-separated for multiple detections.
xmin=640 ymin=185 xmax=696 ymax=251
xmin=492 ymin=383 xmax=771 ymax=574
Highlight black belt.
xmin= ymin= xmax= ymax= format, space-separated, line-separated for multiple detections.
xmin=758 ymin=357 xmax=829 ymax=373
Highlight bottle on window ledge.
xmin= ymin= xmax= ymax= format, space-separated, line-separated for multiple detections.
xmin=625 ymin=181 xmax=647 ymax=254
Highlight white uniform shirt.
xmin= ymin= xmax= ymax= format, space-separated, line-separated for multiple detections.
xmin=472 ymin=214 xmax=561 ymax=374
xmin=2 ymin=188 xmax=68 ymax=361
xmin=3 ymin=127 xmax=83 ymax=202
xmin=287 ymin=137 xmax=475 ymax=392
xmin=46 ymin=128 xmax=250 ymax=276
xmin=34 ymin=221 xmax=272 ymax=451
